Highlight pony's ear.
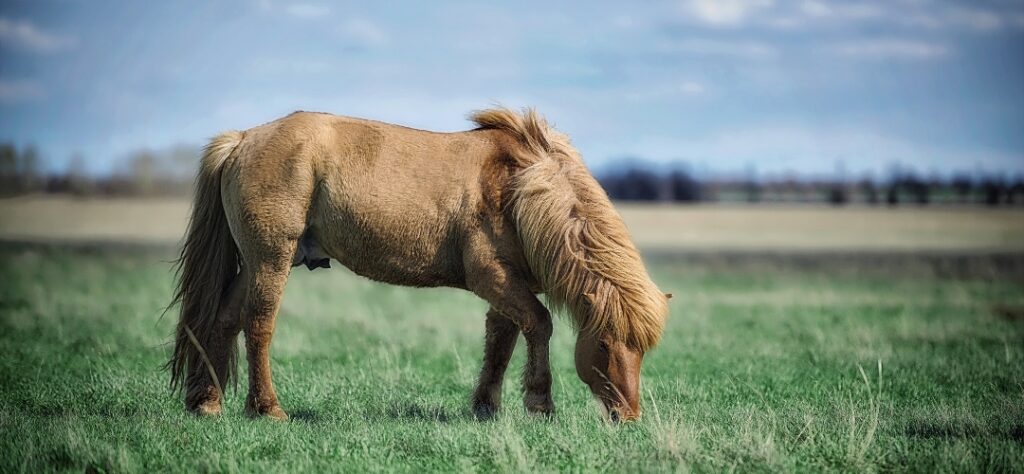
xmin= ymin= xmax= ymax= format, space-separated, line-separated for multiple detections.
xmin=664 ymin=293 xmax=673 ymax=300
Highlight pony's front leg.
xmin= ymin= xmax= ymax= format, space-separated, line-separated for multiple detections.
xmin=519 ymin=309 xmax=554 ymax=416
xmin=469 ymin=270 xmax=555 ymax=417
xmin=241 ymin=256 xmax=292 ymax=421
xmin=471 ymin=308 xmax=520 ymax=419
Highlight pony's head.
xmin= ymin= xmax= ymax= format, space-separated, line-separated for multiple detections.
xmin=573 ymin=292 xmax=671 ymax=423
xmin=575 ymin=330 xmax=643 ymax=422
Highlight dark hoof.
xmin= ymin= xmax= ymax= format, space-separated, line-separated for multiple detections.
xmin=525 ymin=405 xmax=555 ymax=419
xmin=473 ymin=402 xmax=499 ymax=421
xmin=524 ymin=393 xmax=555 ymax=418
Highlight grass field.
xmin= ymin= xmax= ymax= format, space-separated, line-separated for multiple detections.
xmin=1 ymin=199 xmax=1023 ymax=472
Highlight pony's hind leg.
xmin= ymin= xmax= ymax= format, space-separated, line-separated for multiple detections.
xmin=187 ymin=274 xmax=246 ymax=416
xmin=240 ymin=250 xmax=295 ymax=421
xmin=218 ymin=137 xmax=314 ymax=421
xmin=471 ymin=308 xmax=520 ymax=420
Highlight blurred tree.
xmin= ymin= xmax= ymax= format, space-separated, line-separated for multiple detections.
xmin=951 ymin=174 xmax=973 ymax=204
xmin=599 ymin=167 xmax=661 ymax=201
xmin=66 ymin=153 xmax=93 ymax=195
xmin=1008 ymin=179 xmax=1023 ymax=205
xmin=857 ymin=179 xmax=878 ymax=205
xmin=668 ymin=170 xmax=701 ymax=202
xmin=907 ymin=176 xmax=930 ymax=205
xmin=621 ymin=169 xmax=661 ymax=200
xmin=827 ymin=185 xmax=848 ymax=206
xmin=886 ymin=185 xmax=899 ymax=206
xmin=982 ymin=179 xmax=1005 ymax=206
xmin=0 ymin=143 xmax=16 ymax=195
xmin=18 ymin=144 xmax=42 ymax=193
xmin=129 ymin=150 xmax=158 ymax=195
xmin=744 ymin=163 xmax=761 ymax=203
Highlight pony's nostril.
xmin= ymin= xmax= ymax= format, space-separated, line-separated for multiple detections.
xmin=609 ymin=409 xmax=620 ymax=424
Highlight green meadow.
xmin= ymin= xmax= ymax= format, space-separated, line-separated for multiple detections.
xmin=1 ymin=239 xmax=1022 ymax=472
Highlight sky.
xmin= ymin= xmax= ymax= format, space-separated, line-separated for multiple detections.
xmin=1 ymin=0 xmax=1023 ymax=179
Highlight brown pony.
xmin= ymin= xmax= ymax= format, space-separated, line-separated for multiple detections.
xmin=167 ymin=107 xmax=670 ymax=423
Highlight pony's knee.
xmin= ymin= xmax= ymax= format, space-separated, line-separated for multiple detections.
xmin=523 ymin=312 xmax=553 ymax=341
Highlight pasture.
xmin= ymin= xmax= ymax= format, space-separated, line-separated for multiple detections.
xmin=1 ymin=198 xmax=1023 ymax=472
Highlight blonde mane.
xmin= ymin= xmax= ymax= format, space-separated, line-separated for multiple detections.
xmin=471 ymin=108 xmax=668 ymax=351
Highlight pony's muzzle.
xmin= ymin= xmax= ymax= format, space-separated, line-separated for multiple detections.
xmin=594 ymin=397 xmax=638 ymax=425
xmin=609 ymin=409 xmax=621 ymax=425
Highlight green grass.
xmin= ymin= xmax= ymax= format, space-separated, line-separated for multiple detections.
xmin=1 ymin=244 xmax=1022 ymax=472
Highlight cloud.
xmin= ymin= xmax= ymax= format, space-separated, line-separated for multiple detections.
xmin=336 ymin=18 xmax=387 ymax=48
xmin=678 ymin=81 xmax=705 ymax=95
xmin=683 ymin=0 xmax=775 ymax=27
xmin=657 ymin=38 xmax=777 ymax=59
xmin=797 ymin=0 xmax=882 ymax=21
xmin=829 ymin=39 xmax=948 ymax=60
xmin=0 ymin=18 xmax=76 ymax=53
xmin=285 ymin=4 xmax=330 ymax=19
xmin=0 ymin=79 xmax=45 ymax=103
xmin=685 ymin=0 xmax=1024 ymax=34
xmin=943 ymin=6 xmax=1003 ymax=32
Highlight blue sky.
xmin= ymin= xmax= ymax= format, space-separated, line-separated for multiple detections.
xmin=1 ymin=0 xmax=1022 ymax=178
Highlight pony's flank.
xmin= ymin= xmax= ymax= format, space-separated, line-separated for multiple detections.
xmin=471 ymin=108 xmax=668 ymax=351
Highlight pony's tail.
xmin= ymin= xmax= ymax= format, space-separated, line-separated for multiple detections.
xmin=166 ymin=131 xmax=243 ymax=396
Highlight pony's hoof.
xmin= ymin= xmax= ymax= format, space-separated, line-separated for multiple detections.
xmin=524 ymin=397 xmax=555 ymax=418
xmin=472 ymin=402 xmax=499 ymax=421
xmin=246 ymin=404 xmax=289 ymax=422
xmin=525 ymin=404 xmax=555 ymax=418
xmin=265 ymin=406 xmax=289 ymax=421
xmin=191 ymin=400 xmax=222 ymax=417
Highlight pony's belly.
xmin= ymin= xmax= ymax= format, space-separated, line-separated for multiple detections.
xmin=308 ymin=222 xmax=466 ymax=289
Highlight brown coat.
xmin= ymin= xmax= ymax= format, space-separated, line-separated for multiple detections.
xmin=167 ymin=108 xmax=668 ymax=422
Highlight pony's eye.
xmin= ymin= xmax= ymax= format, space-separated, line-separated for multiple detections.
xmin=598 ymin=341 xmax=609 ymax=353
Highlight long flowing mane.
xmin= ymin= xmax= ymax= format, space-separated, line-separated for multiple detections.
xmin=471 ymin=108 xmax=668 ymax=351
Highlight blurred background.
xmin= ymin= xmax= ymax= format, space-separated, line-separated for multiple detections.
xmin=1 ymin=0 xmax=1022 ymax=205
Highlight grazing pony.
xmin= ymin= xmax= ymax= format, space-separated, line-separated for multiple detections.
xmin=167 ymin=108 xmax=670 ymax=423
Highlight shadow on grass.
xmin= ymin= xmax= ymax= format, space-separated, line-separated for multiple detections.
xmin=288 ymin=408 xmax=323 ymax=423
xmin=383 ymin=401 xmax=457 ymax=423
xmin=906 ymin=420 xmax=1024 ymax=441
xmin=992 ymin=304 xmax=1024 ymax=323
xmin=905 ymin=420 xmax=981 ymax=439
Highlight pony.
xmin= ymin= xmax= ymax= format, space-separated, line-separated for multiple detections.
xmin=167 ymin=107 xmax=670 ymax=423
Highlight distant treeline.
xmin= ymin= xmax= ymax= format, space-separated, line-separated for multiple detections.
xmin=2 ymin=141 xmax=1022 ymax=205
xmin=599 ymin=166 xmax=1024 ymax=206
xmin=0 ymin=142 xmax=194 ymax=197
